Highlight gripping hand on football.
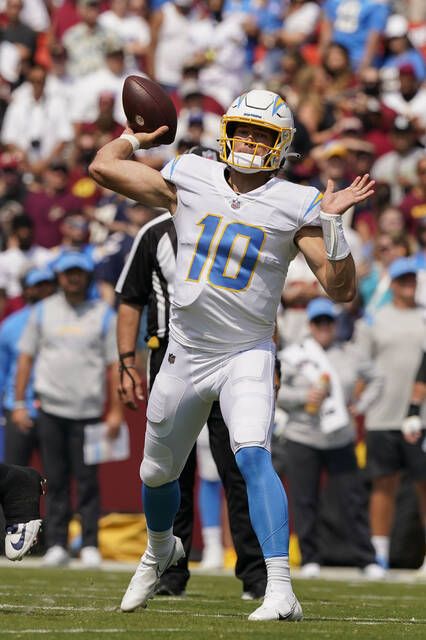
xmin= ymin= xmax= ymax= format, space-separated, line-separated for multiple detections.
xmin=322 ymin=174 xmax=375 ymax=216
xmin=124 ymin=124 xmax=169 ymax=149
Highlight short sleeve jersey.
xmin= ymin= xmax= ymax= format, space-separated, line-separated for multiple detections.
xmin=161 ymin=154 xmax=322 ymax=352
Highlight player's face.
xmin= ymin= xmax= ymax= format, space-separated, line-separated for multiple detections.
xmin=233 ymin=124 xmax=276 ymax=157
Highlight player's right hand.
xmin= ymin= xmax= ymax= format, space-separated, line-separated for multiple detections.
xmin=12 ymin=408 xmax=34 ymax=432
xmin=118 ymin=365 xmax=144 ymax=410
xmin=124 ymin=124 xmax=169 ymax=149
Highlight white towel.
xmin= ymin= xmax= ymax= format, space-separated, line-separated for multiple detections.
xmin=285 ymin=338 xmax=350 ymax=434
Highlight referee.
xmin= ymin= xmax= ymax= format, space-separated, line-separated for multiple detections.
xmin=116 ymin=149 xmax=266 ymax=599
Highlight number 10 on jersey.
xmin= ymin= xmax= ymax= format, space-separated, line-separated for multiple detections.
xmin=186 ymin=214 xmax=266 ymax=292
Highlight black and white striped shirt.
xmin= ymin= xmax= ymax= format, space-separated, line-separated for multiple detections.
xmin=116 ymin=212 xmax=176 ymax=341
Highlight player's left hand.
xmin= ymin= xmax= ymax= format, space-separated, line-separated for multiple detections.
xmin=105 ymin=411 xmax=122 ymax=439
xmin=321 ymin=174 xmax=375 ymax=216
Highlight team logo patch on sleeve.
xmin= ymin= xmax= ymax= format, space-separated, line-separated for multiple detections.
xmin=168 ymin=353 xmax=176 ymax=364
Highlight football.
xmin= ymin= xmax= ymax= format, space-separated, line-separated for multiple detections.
xmin=122 ymin=75 xmax=177 ymax=146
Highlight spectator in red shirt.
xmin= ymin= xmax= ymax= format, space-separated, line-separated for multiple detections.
xmin=80 ymin=91 xmax=124 ymax=149
xmin=24 ymin=161 xmax=84 ymax=248
xmin=50 ymin=0 xmax=81 ymax=44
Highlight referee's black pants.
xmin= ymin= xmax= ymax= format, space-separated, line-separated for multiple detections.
xmin=148 ymin=341 xmax=266 ymax=593
xmin=38 ymin=409 xmax=100 ymax=550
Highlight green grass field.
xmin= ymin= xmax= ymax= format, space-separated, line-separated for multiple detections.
xmin=1 ymin=567 xmax=426 ymax=639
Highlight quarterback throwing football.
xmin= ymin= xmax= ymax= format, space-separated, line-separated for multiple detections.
xmin=90 ymin=90 xmax=374 ymax=621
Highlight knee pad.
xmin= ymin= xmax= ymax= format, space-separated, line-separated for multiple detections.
xmin=228 ymin=351 xmax=274 ymax=448
xmin=140 ymin=438 xmax=175 ymax=488
xmin=146 ymin=373 xmax=186 ymax=437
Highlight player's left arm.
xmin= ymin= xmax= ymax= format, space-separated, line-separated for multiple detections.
xmin=295 ymin=174 xmax=375 ymax=303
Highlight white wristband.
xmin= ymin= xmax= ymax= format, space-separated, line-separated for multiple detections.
xmin=119 ymin=133 xmax=140 ymax=153
xmin=320 ymin=210 xmax=351 ymax=261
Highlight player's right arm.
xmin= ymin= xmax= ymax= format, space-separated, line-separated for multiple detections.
xmin=89 ymin=126 xmax=177 ymax=212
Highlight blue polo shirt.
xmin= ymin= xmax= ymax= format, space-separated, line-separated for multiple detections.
xmin=0 ymin=306 xmax=37 ymax=417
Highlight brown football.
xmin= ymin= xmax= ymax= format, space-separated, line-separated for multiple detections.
xmin=122 ymin=75 xmax=177 ymax=146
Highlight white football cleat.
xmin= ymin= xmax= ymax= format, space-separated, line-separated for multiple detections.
xmin=248 ymin=589 xmax=303 ymax=622
xmin=81 ymin=546 xmax=102 ymax=568
xmin=42 ymin=545 xmax=70 ymax=567
xmin=299 ymin=562 xmax=321 ymax=579
xmin=120 ymin=536 xmax=185 ymax=612
xmin=363 ymin=563 xmax=387 ymax=580
xmin=199 ymin=545 xmax=224 ymax=570
xmin=5 ymin=519 xmax=42 ymax=561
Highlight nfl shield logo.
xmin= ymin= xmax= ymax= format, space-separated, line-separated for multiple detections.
xmin=231 ymin=198 xmax=240 ymax=210
xmin=168 ymin=353 xmax=176 ymax=364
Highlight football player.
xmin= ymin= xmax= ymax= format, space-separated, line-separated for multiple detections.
xmin=90 ymin=90 xmax=374 ymax=621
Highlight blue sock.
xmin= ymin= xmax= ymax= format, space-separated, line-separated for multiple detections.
xmin=235 ymin=446 xmax=289 ymax=558
xmin=199 ymin=479 xmax=222 ymax=528
xmin=142 ymin=480 xmax=180 ymax=532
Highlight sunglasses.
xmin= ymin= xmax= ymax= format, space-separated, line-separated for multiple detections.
xmin=310 ymin=315 xmax=335 ymax=325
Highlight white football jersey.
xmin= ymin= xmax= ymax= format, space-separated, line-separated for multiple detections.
xmin=161 ymin=154 xmax=322 ymax=352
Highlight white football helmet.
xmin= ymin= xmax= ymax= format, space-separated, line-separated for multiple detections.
xmin=219 ymin=90 xmax=296 ymax=174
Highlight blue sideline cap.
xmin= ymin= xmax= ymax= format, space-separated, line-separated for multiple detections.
xmin=388 ymin=257 xmax=417 ymax=281
xmin=307 ymin=297 xmax=338 ymax=321
xmin=54 ymin=252 xmax=94 ymax=274
xmin=24 ymin=267 xmax=55 ymax=287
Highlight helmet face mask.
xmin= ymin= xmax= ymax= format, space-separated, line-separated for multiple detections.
xmin=219 ymin=90 xmax=296 ymax=174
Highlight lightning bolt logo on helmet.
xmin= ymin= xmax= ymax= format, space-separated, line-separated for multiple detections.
xmin=219 ymin=90 xmax=296 ymax=174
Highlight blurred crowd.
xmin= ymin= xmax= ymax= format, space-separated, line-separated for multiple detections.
xmin=0 ymin=0 xmax=424 ymax=323
xmin=0 ymin=0 xmax=426 ymax=570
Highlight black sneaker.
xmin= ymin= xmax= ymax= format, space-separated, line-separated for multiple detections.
xmin=241 ymin=582 xmax=266 ymax=600
xmin=154 ymin=579 xmax=186 ymax=597
xmin=3 ymin=466 xmax=46 ymax=561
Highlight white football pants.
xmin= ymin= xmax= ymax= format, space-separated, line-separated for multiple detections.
xmin=141 ymin=337 xmax=275 ymax=487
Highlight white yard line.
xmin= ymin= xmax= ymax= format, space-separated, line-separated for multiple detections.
xmin=0 ymin=604 xmax=117 ymax=612
xmin=1 ymin=558 xmax=425 ymax=584
xmin=0 ymin=631 xmax=128 ymax=635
